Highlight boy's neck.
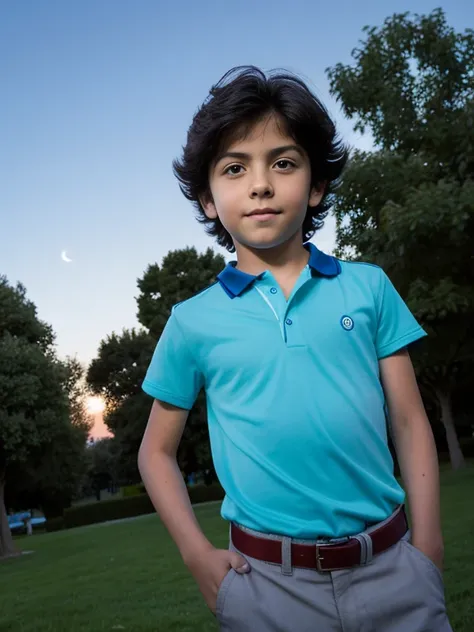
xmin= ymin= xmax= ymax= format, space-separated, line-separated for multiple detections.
xmin=234 ymin=233 xmax=309 ymax=278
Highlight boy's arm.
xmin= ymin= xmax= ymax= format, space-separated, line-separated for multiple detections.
xmin=138 ymin=399 xmax=249 ymax=613
xmin=138 ymin=399 xmax=214 ymax=562
xmin=379 ymin=348 xmax=444 ymax=570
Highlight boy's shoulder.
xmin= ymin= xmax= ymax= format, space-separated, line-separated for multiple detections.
xmin=337 ymin=258 xmax=386 ymax=283
xmin=335 ymin=258 xmax=389 ymax=304
xmin=171 ymin=281 xmax=224 ymax=320
xmin=167 ymin=258 xmax=389 ymax=324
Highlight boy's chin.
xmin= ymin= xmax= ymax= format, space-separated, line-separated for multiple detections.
xmin=234 ymin=231 xmax=302 ymax=252
xmin=234 ymin=238 xmax=282 ymax=251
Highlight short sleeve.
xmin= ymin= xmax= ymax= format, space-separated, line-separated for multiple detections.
xmin=375 ymin=271 xmax=427 ymax=359
xmin=142 ymin=309 xmax=204 ymax=409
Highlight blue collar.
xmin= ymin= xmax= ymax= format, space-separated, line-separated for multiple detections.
xmin=217 ymin=243 xmax=341 ymax=298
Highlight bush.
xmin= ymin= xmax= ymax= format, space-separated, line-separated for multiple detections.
xmin=439 ymin=437 xmax=474 ymax=463
xmin=460 ymin=437 xmax=474 ymax=458
xmin=63 ymin=483 xmax=225 ymax=529
xmin=122 ymin=484 xmax=145 ymax=497
xmin=188 ymin=483 xmax=225 ymax=504
xmin=45 ymin=516 xmax=65 ymax=532
xmin=64 ymin=494 xmax=154 ymax=529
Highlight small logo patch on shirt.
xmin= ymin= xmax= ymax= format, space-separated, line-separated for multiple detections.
xmin=341 ymin=315 xmax=354 ymax=331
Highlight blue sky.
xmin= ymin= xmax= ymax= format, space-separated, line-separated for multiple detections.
xmin=1 ymin=1 xmax=472 ymax=366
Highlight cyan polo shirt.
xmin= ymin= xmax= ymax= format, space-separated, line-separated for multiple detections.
xmin=142 ymin=243 xmax=426 ymax=538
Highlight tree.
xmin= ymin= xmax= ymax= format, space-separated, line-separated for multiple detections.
xmin=80 ymin=438 xmax=120 ymax=500
xmin=88 ymin=329 xmax=155 ymax=406
xmin=0 ymin=278 xmax=90 ymax=558
xmin=88 ymin=247 xmax=226 ymax=484
xmin=5 ymin=357 xmax=92 ymax=518
xmin=137 ymin=247 xmax=225 ymax=338
xmin=87 ymin=329 xmax=155 ymax=482
xmin=0 ymin=277 xmax=61 ymax=556
xmin=138 ymin=247 xmax=224 ymax=482
xmin=326 ymin=9 xmax=474 ymax=469
xmin=63 ymin=357 xmax=93 ymax=437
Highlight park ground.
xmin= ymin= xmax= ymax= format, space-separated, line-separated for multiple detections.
xmin=0 ymin=464 xmax=473 ymax=632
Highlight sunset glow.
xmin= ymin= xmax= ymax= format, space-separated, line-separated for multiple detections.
xmin=86 ymin=395 xmax=106 ymax=415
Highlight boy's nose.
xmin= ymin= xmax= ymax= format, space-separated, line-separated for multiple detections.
xmin=249 ymin=181 xmax=274 ymax=198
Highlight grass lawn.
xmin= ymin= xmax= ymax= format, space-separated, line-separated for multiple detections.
xmin=1 ymin=465 xmax=473 ymax=632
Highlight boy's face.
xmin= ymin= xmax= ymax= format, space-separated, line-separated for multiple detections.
xmin=202 ymin=115 xmax=323 ymax=252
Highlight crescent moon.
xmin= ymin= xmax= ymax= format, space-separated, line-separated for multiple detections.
xmin=61 ymin=250 xmax=72 ymax=263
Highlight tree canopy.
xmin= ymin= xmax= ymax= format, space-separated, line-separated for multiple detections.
xmin=0 ymin=278 xmax=90 ymax=558
xmin=137 ymin=247 xmax=225 ymax=338
xmin=87 ymin=247 xmax=226 ymax=483
xmin=326 ymin=8 xmax=474 ymax=468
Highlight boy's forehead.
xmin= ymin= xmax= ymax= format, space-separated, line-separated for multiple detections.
xmin=218 ymin=114 xmax=296 ymax=154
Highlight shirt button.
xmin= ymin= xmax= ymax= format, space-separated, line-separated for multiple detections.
xmin=286 ymin=318 xmax=293 ymax=325
xmin=270 ymin=287 xmax=278 ymax=294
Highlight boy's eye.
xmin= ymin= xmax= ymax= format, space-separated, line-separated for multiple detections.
xmin=224 ymin=164 xmax=244 ymax=175
xmin=274 ymin=159 xmax=295 ymax=170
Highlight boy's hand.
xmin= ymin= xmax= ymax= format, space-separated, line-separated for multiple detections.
xmin=185 ymin=546 xmax=250 ymax=615
xmin=411 ymin=537 xmax=444 ymax=573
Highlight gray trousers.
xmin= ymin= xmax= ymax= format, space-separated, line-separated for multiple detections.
xmin=216 ymin=525 xmax=452 ymax=631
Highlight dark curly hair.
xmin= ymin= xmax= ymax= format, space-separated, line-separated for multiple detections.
xmin=173 ymin=66 xmax=348 ymax=252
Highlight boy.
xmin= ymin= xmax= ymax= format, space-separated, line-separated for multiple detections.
xmin=138 ymin=66 xmax=452 ymax=631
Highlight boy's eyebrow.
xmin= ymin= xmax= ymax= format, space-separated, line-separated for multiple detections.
xmin=214 ymin=144 xmax=305 ymax=165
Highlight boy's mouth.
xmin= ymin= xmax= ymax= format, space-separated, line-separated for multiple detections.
xmin=246 ymin=208 xmax=282 ymax=221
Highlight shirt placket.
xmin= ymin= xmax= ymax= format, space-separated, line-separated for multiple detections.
xmin=254 ymin=274 xmax=287 ymax=342
xmin=254 ymin=270 xmax=311 ymax=345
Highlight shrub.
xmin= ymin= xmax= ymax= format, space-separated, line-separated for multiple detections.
xmin=64 ymin=494 xmax=154 ymax=529
xmin=439 ymin=437 xmax=474 ymax=463
xmin=45 ymin=516 xmax=65 ymax=532
xmin=188 ymin=483 xmax=225 ymax=504
xmin=460 ymin=437 xmax=474 ymax=458
xmin=122 ymin=484 xmax=145 ymax=497
xmin=63 ymin=483 xmax=225 ymax=529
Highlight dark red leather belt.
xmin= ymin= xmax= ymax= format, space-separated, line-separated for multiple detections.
xmin=231 ymin=507 xmax=408 ymax=572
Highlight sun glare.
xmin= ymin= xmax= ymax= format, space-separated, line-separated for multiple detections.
xmin=86 ymin=395 xmax=106 ymax=415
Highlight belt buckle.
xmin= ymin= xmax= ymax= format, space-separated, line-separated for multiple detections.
xmin=315 ymin=543 xmax=345 ymax=572
xmin=315 ymin=544 xmax=330 ymax=572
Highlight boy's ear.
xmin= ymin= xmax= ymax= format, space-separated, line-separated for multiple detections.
xmin=309 ymin=183 xmax=325 ymax=208
xmin=199 ymin=192 xmax=218 ymax=219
